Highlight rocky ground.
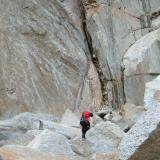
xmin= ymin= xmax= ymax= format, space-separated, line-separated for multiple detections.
xmin=1 ymin=76 xmax=160 ymax=160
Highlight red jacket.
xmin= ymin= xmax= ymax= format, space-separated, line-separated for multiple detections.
xmin=82 ymin=111 xmax=91 ymax=123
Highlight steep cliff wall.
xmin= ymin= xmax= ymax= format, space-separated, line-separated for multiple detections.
xmin=0 ymin=0 xmax=102 ymax=118
xmin=82 ymin=0 xmax=160 ymax=107
xmin=0 ymin=0 xmax=160 ymax=118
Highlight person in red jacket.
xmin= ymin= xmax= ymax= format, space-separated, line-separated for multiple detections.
xmin=80 ymin=111 xmax=93 ymax=139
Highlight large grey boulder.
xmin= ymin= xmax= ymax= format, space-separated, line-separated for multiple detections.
xmin=123 ymin=29 xmax=160 ymax=76
xmin=123 ymin=29 xmax=160 ymax=105
xmin=0 ymin=130 xmax=41 ymax=147
xmin=70 ymin=121 xmax=124 ymax=159
xmin=87 ymin=121 xmax=124 ymax=153
xmin=94 ymin=114 xmax=104 ymax=124
xmin=61 ymin=109 xmax=80 ymax=127
xmin=121 ymin=103 xmax=145 ymax=126
xmin=71 ymin=138 xmax=93 ymax=157
xmin=0 ymin=111 xmax=81 ymax=140
xmin=42 ymin=120 xmax=81 ymax=139
xmin=0 ymin=112 xmax=58 ymax=131
xmin=0 ymin=112 xmax=60 ymax=147
xmin=124 ymin=75 xmax=156 ymax=106
xmin=28 ymin=129 xmax=75 ymax=155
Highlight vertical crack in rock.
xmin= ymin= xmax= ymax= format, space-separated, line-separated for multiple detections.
xmin=79 ymin=0 xmax=110 ymax=108
xmin=121 ymin=64 xmax=126 ymax=107
xmin=79 ymin=0 xmax=127 ymax=110
xmin=74 ymin=1 xmax=91 ymax=111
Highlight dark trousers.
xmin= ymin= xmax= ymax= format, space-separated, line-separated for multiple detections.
xmin=82 ymin=123 xmax=90 ymax=139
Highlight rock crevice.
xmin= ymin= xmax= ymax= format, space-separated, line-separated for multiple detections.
xmin=79 ymin=0 xmax=109 ymax=109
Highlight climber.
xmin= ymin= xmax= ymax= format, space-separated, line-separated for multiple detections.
xmin=80 ymin=111 xmax=93 ymax=139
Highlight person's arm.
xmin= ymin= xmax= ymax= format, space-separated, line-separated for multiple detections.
xmin=92 ymin=115 xmax=96 ymax=126
xmin=89 ymin=113 xmax=96 ymax=127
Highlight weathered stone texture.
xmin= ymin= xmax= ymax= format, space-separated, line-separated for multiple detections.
xmin=0 ymin=145 xmax=71 ymax=160
xmin=123 ymin=29 xmax=160 ymax=105
xmin=83 ymin=0 xmax=160 ymax=107
xmin=144 ymin=75 xmax=160 ymax=109
xmin=0 ymin=0 xmax=102 ymax=118
xmin=119 ymin=76 xmax=160 ymax=160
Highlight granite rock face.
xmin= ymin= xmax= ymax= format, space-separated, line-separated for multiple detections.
xmin=0 ymin=0 xmax=160 ymax=118
xmin=83 ymin=0 xmax=160 ymax=107
xmin=1 ymin=0 xmax=160 ymax=160
xmin=0 ymin=0 xmax=102 ymax=118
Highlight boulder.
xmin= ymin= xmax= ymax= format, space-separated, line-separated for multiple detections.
xmin=0 ymin=130 xmax=41 ymax=147
xmin=0 ymin=112 xmax=81 ymax=140
xmin=123 ymin=29 xmax=160 ymax=105
xmin=144 ymin=75 xmax=160 ymax=109
xmin=94 ymin=114 xmax=104 ymax=124
xmin=28 ymin=129 xmax=74 ymax=155
xmin=101 ymin=110 xmax=129 ymax=131
xmin=70 ymin=120 xmax=124 ymax=158
xmin=0 ymin=112 xmax=47 ymax=147
xmin=105 ymin=111 xmax=129 ymax=132
xmin=71 ymin=138 xmax=93 ymax=157
xmin=97 ymin=106 xmax=112 ymax=119
xmin=123 ymin=29 xmax=160 ymax=76
xmin=119 ymin=106 xmax=160 ymax=160
xmin=0 ymin=112 xmax=58 ymax=131
xmin=87 ymin=121 xmax=124 ymax=153
xmin=61 ymin=109 xmax=79 ymax=127
xmin=111 ymin=111 xmax=122 ymax=123
xmin=42 ymin=120 xmax=81 ymax=139
xmin=124 ymin=75 xmax=156 ymax=106
xmin=0 ymin=145 xmax=71 ymax=160
xmin=122 ymin=103 xmax=145 ymax=126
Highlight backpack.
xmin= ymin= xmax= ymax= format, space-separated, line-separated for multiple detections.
xmin=80 ymin=115 xmax=86 ymax=126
